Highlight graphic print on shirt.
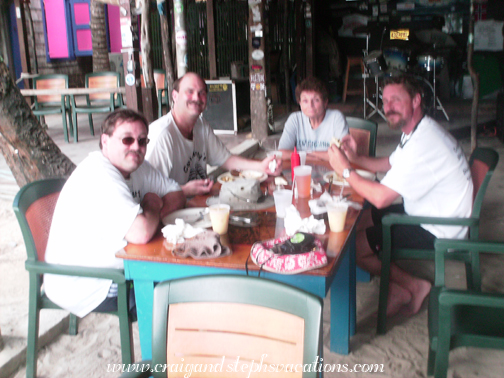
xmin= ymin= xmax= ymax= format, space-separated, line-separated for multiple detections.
xmin=184 ymin=150 xmax=208 ymax=180
xmin=297 ymin=139 xmax=330 ymax=150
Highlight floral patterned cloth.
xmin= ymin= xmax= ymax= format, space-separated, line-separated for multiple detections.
xmin=250 ymin=235 xmax=327 ymax=274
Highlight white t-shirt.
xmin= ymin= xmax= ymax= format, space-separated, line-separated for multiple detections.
xmin=44 ymin=151 xmax=180 ymax=318
xmin=146 ymin=112 xmax=232 ymax=185
xmin=278 ymin=109 xmax=349 ymax=151
xmin=380 ymin=116 xmax=473 ymax=239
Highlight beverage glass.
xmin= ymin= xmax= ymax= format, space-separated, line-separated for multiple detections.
xmin=293 ymin=165 xmax=312 ymax=198
xmin=273 ymin=189 xmax=293 ymax=218
xmin=209 ymin=204 xmax=231 ymax=235
xmin=326 ymin=202 xmax=349 ymax=232
xmin=298 ymin=151 xmax=307 ymax=165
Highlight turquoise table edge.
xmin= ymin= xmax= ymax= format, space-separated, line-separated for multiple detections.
xmin=122 ymin=229 xmax=357 ymax=359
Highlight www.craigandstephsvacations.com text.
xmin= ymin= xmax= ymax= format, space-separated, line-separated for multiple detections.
xmin=107 ymin=356 xmax=385 ymax=377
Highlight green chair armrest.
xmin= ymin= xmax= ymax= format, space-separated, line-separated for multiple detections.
xmin=25 ymin=260 xmax=126 ymax=283
xmin=118 ymin=360 xmax=153 ymax=378
xmin=382 ymin=213 xmax=478 ymax=227
xmin=439 ymin=289 xmax=504 ymax=308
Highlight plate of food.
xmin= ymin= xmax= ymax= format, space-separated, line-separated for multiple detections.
xmin=162 ymin=207 xmax=211 ymax=228
xmin=217 ymin=172 xmax=236 ymax=184
xmin=239 ymin=170 xmax=268 ymax=182
xmin=323 ymin=171 xmax=348 ymax=186
xmin=323 ymin=169 xmax=376 ymax=186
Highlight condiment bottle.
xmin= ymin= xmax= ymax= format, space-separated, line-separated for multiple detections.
xmin=291 ymin=146 xmax=300 ymax=183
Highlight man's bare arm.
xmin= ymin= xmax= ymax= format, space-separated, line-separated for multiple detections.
xmin=160 ymin=190 xmax=186 ymax=219
xmin=125 ymin=193 xmax=164 ymax=244
xmin=344 ymin=171 xmax=400 ymax=209
xmin=222 ymin=155 xmax=282 ymax=176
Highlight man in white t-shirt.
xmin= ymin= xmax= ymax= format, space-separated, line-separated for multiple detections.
xmin=328 ymin=75 xmax=473 ymax=317
xmin=44 ymin=109 xmax=185 ymax=318
xmin=278 ymin=76 xmax=349 ymax=161
xmin=146 ymin=72 xmax=282 ymax=197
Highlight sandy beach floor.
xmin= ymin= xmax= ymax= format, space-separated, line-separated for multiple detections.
xmin=3 ymin=105 xmax=504 ymax=378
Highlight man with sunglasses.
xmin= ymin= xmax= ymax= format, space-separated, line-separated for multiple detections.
xmin=146 ymin=72 xmax=283 ymax=196
xmin=328 ymin=75 xmax=473 ymax=317
xmin=44 ymin=109 xmax=185 ymax=319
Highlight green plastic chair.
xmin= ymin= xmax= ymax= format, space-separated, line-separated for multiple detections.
xmin=428 ymin=238 xmax=504 ymax=378
xmin=13 ymin=178 xmax=134 ymax=378
xmin=119 ymin=275 xmax=323 ymax=378
xmin=70 ymin=71 xmax=122 ymax=142
xmin=31 ymin=74 xmax=72 ymax=143
xmin=154 ymin=69 xmax=169 ymax=119
xmin=346 ymin=117 xmax=378 ymax=157
xmin=377 ymin=147 xmax=499 ymax=334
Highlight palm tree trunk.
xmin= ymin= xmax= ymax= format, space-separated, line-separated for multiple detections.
xmin=0 ymin=62 xmax=75 ymax=187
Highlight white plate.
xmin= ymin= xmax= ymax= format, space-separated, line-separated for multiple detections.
xmin=162 ymin=207 xmax=211 ymax=228
xmin=239 ymin=170 xmax=268 ymax=182
xmin=217 ymin=172 xmax=236 ymax=184
xmin=323 ymin=169 xmax=376 ymax=186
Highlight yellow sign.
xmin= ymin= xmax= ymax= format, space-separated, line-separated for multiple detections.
xmin=208 ymin=84 xmax=228 ymax=92
xmin=390 ymin=29 xmax=409 ymax=41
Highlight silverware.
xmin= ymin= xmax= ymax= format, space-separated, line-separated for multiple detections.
xmin=328 ymin=175 xmax=333 ymax=195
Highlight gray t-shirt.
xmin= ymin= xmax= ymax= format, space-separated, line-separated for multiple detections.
xmin=278 ymin=109 xmax=349 ymax=151
xmin=146 ymin=112 xmax=232 ymax=185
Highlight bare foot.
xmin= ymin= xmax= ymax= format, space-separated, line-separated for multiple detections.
xmin=401 ymin=279 xmax=432 ymax=316
xmin=387 ymin=282 xmax=412 ymax=316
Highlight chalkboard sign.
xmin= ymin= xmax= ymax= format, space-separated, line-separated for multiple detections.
xmin=203 ymin=80 xmax=237 ymax=134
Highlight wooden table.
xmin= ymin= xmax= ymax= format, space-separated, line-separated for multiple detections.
xmin=117 ymin=163 xmax=364 ymax=359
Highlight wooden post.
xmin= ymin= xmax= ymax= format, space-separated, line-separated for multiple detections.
xmin=248 ymin=0 xmax=268 ymax=141
xmin=283 ymin=0 xmax=291 ymax=111
xmin=140 ymin=0 xmax=157 ymax=123
xmin=119 ymin=0 xmax=143 ymax=113
xmin=305 ymin=0 xmax=314 ymax=77
xmin=13 ymin=0 xmax=31 ymax=90
xmin=295 ymin=0 xmax=305 ymax=84
xmin=206 ymin=0 xmax=217 ymax=79
xmin=468 ymin=0 xmax=479 ymax=151
xmin=158 ymin=0 xmax=175 ymax=105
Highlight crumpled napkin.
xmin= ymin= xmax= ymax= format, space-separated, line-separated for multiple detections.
xmin=283 ymin=205 xmax=326 ymax=236
xmin=309 ymin=192 xmax=363 ymax=214
xmin=308 ymin=192 xmax=335 ymax=215
xmin=161 ymin=218 xmax=205 ymax=245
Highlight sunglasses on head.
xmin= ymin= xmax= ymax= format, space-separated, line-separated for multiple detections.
xmin=118 ymin=136 xmax=150 ymax=147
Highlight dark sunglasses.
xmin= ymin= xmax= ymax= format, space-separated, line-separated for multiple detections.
xmin=117 ymin=136 xmax=150 ymax=147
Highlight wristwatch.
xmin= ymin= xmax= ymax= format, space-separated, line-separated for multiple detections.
xmin=342 ymin=168 xmax=355 ymax=179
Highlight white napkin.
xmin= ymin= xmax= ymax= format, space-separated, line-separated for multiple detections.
xmin=161 ymin=219 xmax=205 ymax=245
xmin=268 ymin=159 xmax=277 ymax=172
xmin=309 ymin=192 xmax=363 ymax=213
xmin=311 ymin=181 xmax=323 ymax=193
xmin=308 ymin=192 xmax=336 ymax=215
xmin=283 ymin=205 xmax=326 ymax=236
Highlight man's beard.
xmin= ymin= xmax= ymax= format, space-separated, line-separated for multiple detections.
xmin=386 ymin=112 xmax=407 ymax=130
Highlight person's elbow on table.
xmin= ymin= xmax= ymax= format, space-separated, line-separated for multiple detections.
xmin=126 ymin=193 xmax=164 ymax=244
xmin=161 ymin=190 xmax=186 ymax=217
